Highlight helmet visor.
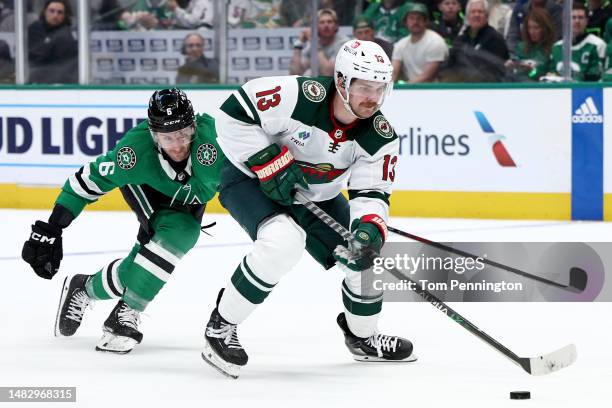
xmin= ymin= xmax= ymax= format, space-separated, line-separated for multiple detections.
xmin=151 ymin=125 xmax=195 ymax=149
xmin=349 ymin=80 xmax=388 ymax=100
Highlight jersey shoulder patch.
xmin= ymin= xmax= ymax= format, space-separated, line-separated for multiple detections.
xmin=354 ymin=112 xmax=398 ymax=156
xmin=292 ymin=76 xmax=334 ymax=126
xmin=110 ymin=121 xmax=156 ymax=171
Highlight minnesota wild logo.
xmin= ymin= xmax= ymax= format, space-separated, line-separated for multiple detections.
xmin=302 ymin=80 xmax=326 ymax=103
xmin=197 ymin=143 xmax=218 ymax=166
xmin=296 ymin=161 xmax=347 ymax=184
xmin=116 ymin=147 xmax=136 ymax=170
xmin=373 ymin=115 xmax=393 ymax=139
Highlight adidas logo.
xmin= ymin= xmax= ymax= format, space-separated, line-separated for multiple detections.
xmin=572 ymin=97 xmax=603 ymax=123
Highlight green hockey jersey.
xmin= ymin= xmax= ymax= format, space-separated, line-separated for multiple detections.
xmin=56 ymin=113 xmax=224 ymax=218
xmin=550 ymin=34 xmax=606 ymax=81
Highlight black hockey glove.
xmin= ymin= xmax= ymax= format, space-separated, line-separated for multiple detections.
xmin=22 ymin=221 xmax=63 ymax=280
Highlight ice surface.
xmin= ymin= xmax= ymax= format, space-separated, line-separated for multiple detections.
xmin=1 ymin=210 xmax=610 ymax=408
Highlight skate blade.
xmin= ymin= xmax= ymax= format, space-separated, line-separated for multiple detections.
xmin=353 ymin=353 xmax=418 ymax=363
xmin=201 ymin=341 xmax=241 ymax=379
xmin=54 ymin=276 xmax=71 ymax=337
xmin=95 ymin=332 xmax=137 ymax=354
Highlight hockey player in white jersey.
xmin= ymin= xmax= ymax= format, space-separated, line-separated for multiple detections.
xmin=202 ymin=40 xmax=415 ymax=378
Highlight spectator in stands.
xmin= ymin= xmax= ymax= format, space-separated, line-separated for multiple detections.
xmin=176 ymin=32 xmax=219 ymax=83
xmin=604 ymin=32 xmax=612 ymax=81
xmin=454 ymin=0 xmax=509 ymax=61
xmin=93 ymin=0 xmax=124 ymax=30
xmin=28 ymin=0 xmax=78 ymax=83
xmin=167 ymin=0 xmax=211 ymax=28
xmin=0 ymin=39 xmax=14 ymax=83
xmin=392 ymin=2 xmax=448 ymax=82
xmin=505 ymin=8 xmax=554 ymax=81
xmin=320 ymin=0 xmax=357 ymax=26
xmin=488 ymin=0 xmax=511 ymax=36
xmin=605 ymin=15 xmax=612 ymax=43
xmin=586 ymin=0 xmax=611 ymax=38
xmin=549 ymin=2 xmax=605 ymax=82
xmin=431 ymin=0 xmax=464 ymax=46
xmin=227 ymin=0 xmax=283 ymax=28
xmin=120 ymin=0 xmax=174 ymax=30
xmin=278 ymin=0 xmax=311 ymax=27
xmin=0 ymin=1 xmax=38 ymax=32
xmin=352 ymin=16 xmax=393 ymax=58
xmin=506 ymin=0 xmax=562 ymax=54
xmin=289 ymin=8 xmax=349 ymax=76
xmin=362 ymin=0 xmax=408 ymax=43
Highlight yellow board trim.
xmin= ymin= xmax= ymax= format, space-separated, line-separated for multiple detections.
xmin=0 ymin=184 xmax=571 ymax=220
xmin=389 ymin=191 xmax=570 ymax=220
xmin=604 ymin=194 xmax=612 ymax=221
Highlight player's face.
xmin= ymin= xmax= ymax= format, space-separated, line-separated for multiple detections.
xmin=348 ymin=79 xmax=387 ymax=118
xmin=154 ymin=125 xmax=194 ymax=161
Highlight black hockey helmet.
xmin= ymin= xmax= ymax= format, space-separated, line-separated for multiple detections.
xmin=147 ymin=88 xmax=195 ymax=133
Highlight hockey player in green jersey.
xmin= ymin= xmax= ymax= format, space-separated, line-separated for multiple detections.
xmin=201 ymin=40 xmax=415 ymax=379
xmin=549 ymin=3 xmax=606 ymax=81
xmin=22 ymin=88 xmax=224 ymax=353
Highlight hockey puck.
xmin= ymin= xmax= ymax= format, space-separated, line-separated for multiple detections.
xmin=510 ymin=391 xmax=531 ymax=400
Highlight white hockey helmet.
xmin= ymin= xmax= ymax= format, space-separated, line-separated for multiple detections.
xmin=334 ymin=39 xmax=394 ymax=118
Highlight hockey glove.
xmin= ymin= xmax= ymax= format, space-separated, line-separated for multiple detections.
xmin=247 ymin=144 xmax=308 ymax=206
xmin=333 ymin=215 xmax=388 ymax=272
xmin=22 ymin=221 xmax=63 ymax=280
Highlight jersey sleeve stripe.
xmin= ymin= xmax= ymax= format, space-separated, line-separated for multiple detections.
xmin=68 ymin=171 xmax=100 ymax=201
xmin=237 ymin=88 xmax=261 ymax=124
xmin=80 ymin=164 xmax=106 ymax=195
xmin=348 ymin=190 xmax=390 ymax=206
xmin=220 ymin=92 xmax=259 ymax=125
xmin=233 ymin=90 xmax=255 ymax=121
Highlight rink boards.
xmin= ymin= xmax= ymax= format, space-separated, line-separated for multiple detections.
xmin=0 ymin=83 xmax=609 ymax=220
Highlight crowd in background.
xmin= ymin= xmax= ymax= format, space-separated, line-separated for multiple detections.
xmin=0 ymin=0 xmax=610 ymax=84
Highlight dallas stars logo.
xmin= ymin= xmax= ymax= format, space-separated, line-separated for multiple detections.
xmin=116 ymin=147 xmax=136 ymax=170
xmin=197 ymin=143 xmax=218 ymax=166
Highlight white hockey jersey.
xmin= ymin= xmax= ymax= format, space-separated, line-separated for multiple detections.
xmin=215 ymin=75 xmax=399 ymax=223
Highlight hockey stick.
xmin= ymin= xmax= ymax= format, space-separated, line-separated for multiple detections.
xmin=387 ymin=226 xmax=588 ymax=294
xmin=294 ymin=192 xmax=577 ymax=376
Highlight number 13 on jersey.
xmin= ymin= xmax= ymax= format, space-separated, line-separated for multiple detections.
xmin=255 ymin=86 xmax=281 ymax=111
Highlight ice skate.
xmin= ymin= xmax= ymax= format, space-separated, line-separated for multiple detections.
xmin=54 ymin=274 xmax=92 ymax=337
xmin=95 ymin=300 xmax=143 ymax=354
xmin=202 ymin=291 xmax=248 ymax=379
xmin=337 ymin=313 xmax=417 ymax=362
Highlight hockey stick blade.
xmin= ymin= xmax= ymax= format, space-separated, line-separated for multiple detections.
xmin=519 ymin=344 xmax=577 ymax=376
xmin=569 ymin=267 xmax=588 ymax=293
